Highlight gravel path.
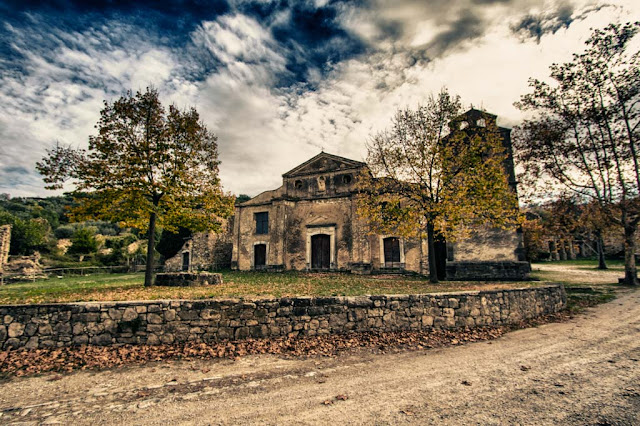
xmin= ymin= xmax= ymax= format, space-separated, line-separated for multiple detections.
xmin=1 ymin=289 xmax=638 ymax=425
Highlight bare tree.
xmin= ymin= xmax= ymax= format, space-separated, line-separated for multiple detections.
xmin=514 ymin=22 xmax=640 ymax=285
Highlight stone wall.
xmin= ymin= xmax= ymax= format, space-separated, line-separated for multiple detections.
xmin=165 ymin=221 xmax=233 ymax=272
xmin=446 ymin=261 xmax=531 ymax=281
xmin=0 ymin=285 xmax=565 ymax=350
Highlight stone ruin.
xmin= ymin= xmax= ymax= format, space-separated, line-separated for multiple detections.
xmin=3 ymin=252 xmax=46 ymax=282
xmin=164 ymin=219 xmax=233 ymax=272
xmin=0 ymin=225 xmax=9 ymax=275
xmin=0 ymin=225 xmax=46 ymax=282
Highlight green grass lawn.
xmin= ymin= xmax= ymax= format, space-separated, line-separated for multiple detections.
xmin=1 ymin=259 xmax=626 ymax=305
xmin=0 ymin=271 xmax=543 ymax=305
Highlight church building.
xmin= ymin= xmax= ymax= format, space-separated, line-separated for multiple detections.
xmin=230 ymin=110 xmax=530 ymax=280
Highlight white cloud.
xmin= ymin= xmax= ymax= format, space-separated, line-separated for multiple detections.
xmin=1 ymin=0 xmax=639 ymax=199
xmin=0 ymin=18 xmax=184 ymax=196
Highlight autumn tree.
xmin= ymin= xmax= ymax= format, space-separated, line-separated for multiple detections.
xmin=358 ymin=89 xmax=519 ymax=283
xmin=37 ymin=88 xmax=234 ymax=286
xmin=579 ymin=200 xmax=613 ymax=270
xmin=521 ymin=211 xmax=550 ymax=262
xmin=514 ymin=22 xmax=640 ymax=285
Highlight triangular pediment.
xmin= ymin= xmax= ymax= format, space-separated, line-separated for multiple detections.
xmin=307 ymin=215 xmax=331 ymax=225
xmin=283 ymin=152 xmax=366 ymax=178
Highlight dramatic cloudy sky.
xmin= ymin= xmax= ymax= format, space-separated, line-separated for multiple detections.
xmin=0 ymin=0 xmax=638 ymax=197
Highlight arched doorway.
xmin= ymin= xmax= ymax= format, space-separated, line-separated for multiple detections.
xmin=311 ymin=234 xmax=331 ymax=269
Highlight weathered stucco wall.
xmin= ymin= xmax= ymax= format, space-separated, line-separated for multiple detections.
xmin=0 ymin=285 xmax=565 ymax=350
xmin=232 ymin=194 xmax=429 ymax=273
xmin=453 ymin=226 xmax=523 ymax=262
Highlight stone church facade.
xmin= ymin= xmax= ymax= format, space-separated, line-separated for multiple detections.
xmin=176 ymin=110 xmax=530 ymax=280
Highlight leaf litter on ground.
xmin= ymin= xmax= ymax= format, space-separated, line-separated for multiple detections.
xmin=0 ymin=311 xmax=570 ymax=378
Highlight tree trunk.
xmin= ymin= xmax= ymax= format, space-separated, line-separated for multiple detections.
xmin=567 ymin=240 xmax=576 ymax=260
xmin=426 ymin=222 xmax=439 ymax=284
xmin=144 ymin=211 xmax=157 ymax=287
xmin=559 ymin=240 xmax=567 ymax=260
xmin=549 ymin=240 xmax=559 ymax=260
xmin=596 ymin=231 xmax=607 ymax=270
xmin=623 ymin=225 xmax=638 ymax=285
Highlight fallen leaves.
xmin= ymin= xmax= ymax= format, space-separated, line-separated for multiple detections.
xmin=321 ymin=394 xmax=348 ymax=406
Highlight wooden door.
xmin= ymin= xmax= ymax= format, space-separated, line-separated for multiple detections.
xmin=383 ymin=237 xmax=401 ymax=267
xmin=311 ymin=234 xmax=330 ymax=269
xmin=254 ymin=244 xmax=266 ymax=269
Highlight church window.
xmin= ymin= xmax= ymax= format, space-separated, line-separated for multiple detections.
xmin=255 ymin=212 xmax=269 ymax=234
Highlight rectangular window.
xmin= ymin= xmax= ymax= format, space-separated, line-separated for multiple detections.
xmin=255 ymin=212 xmax=269 ymax=234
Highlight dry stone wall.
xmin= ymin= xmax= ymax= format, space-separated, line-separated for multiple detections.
xmin=0 ymin=285 xmax=565 ymax=350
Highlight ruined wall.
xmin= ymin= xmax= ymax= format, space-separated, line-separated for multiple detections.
xmin=453 ymin=226 xmax=522 ymax=262
xmin=165 ymin=220 xmax=233 ymax=272
xmin=0 ymin=225 xmax=10 ymax=274
xmin=0 ymin=285 xmax=565 ymax=349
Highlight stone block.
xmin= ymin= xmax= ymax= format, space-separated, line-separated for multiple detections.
xmin=146 ymin=333 xmax=161 ymax=345
xmin=24 ymin=322 xmax=38 ymax=337
xmin=122 ymin=307 xmax=138 ymax=322
xmin=164 ymin=309 xmax=176 ymax=321
xmin=178 ymin=310 xmax=199 ymax=321
xmin=421 ymin=315 xmax=434 ymax=326
xmin=235 ymin=327 xmax=250 ymax=339
xmin=147 ymin=313 xmax=163 ymax=324
xmin=72 ymin=335 xmax=89 ymax=345
xmin=25 ymin=337 xmax=39 ymax=349
xmin=8 ymin=322 xmax=24 ymax=338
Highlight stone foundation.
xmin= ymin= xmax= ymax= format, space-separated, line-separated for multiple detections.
xmin=446 ymin=261 xmax=531 ymax=281
xmin=0 ymin=285 xmax=565 ymax=350
xmin=152 ymin=272 xmax=223 ymax=287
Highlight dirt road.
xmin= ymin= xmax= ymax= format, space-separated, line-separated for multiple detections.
xmin=1 ymin=289 xmax=638 ymax=425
